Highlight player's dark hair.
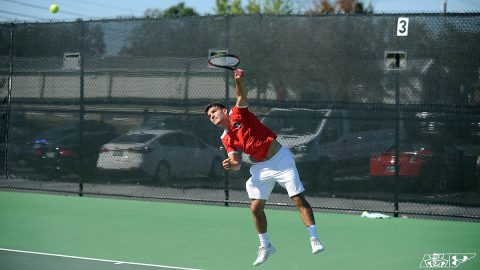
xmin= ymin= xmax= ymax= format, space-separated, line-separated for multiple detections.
xmin=204 ymin=102 xmax=227 ymax=115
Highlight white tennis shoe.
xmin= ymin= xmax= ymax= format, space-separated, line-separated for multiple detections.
xmin=310 ymin=237 xmax=324 ymax=254
xmin=253 ymin=244 xmax=276 ymax=266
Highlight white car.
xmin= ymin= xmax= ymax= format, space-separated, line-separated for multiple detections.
xmin=97 ymin=129 xmax=224 ymax=185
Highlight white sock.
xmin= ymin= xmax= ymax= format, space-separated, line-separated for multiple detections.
xmin=307 ymin=225 xmax=319 ymax=239
xmin=258 ymin=233 xmax=270 ymax=248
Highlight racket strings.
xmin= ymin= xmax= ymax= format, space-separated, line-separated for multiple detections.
xmin=209 ymin=56 xmax=239 ymax=67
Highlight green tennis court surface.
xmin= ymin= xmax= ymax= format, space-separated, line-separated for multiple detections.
xmin=0 ymin=192 xmax=479 ymax=270
xmin=0 ymin=248 xmax=199 ymax=270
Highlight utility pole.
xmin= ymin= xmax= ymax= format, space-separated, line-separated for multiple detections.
xmin=441 ymin=0 xmax=447 ymax=13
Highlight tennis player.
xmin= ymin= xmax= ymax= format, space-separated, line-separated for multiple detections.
xmin=205 ymin=69 xmax=324 ymax=266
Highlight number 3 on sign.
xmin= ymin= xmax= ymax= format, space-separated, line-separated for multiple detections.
xmin=397 ymin=17 xmax=409 ymax=36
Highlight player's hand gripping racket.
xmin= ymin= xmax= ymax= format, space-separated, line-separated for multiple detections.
xmin=208 ymin=54 xmax=240 ymax=70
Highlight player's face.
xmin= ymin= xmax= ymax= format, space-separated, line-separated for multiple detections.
xmin=207 ymin=106 xmax=227 ymax=126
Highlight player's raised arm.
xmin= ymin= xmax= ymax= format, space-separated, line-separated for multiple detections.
xmin=234 ymin=69 xmax=248 ymax=108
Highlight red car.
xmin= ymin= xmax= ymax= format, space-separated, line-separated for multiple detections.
xmin=370 ymin=147 xmax=431 ymax=177
xmin=369 ymin=142 xmax=464 ymax=192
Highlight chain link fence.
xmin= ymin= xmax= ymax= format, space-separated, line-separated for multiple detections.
xmin=1 ymin=14 xmax=480 ymax=220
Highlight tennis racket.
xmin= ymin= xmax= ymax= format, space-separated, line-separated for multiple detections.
xmin=208 ymin=54 xmax=240 ymax=70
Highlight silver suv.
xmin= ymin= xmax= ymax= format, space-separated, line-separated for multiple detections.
xmin=242 ymin=108 xmax=404 ymax=191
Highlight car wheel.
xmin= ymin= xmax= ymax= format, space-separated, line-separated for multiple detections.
xmin=421 ymin=162 xmax=449 ymax=193
xmin=97 ymin=170 xmax=112 ymax=183
xmin=312 ymin=160 xmax=333 ymax=193
xmin=78 ymin=157 xmax=97 ymax=181
xmin=433 ymin=166 xmax=449 ymax=193
xmin=476 ymin=174 xmax=480 ymax=193
xmin=154 ymin=162 xmax=170 ymax=186
xmin=368 ymin=176 xmax=384 ymax=191
xmin=420 ymin=168 xmax=434 ymax=193
xmin=46 ymin=169 xmax=61 ymax=181
xmin=209 ymin=157 xmax=223 ymax=181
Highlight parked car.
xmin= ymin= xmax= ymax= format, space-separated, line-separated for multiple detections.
xmin=455 ymin=143 xmax=480 ymax=192
xmin=137 ymin=114 xmax=220 ymax=148
xmin=403 ymin=111 xmax=480 ymax=143
xmin=96 ymin=129 xmax=224 ymax=185
xmin=0 ymin=110 xmax=31 ymax=161
xmin=369 ymin=141 xmax=466 ymax=192
xmin=414 ymin=112 xmax=449 ymax=137
xmin=242 ymin=108 xmax=404 ymax=191
xmin=23 ymin=120 xmax=117 ymax=177
xmin=133 ymin=115 xmax=183 ymax=132
xmin=477 ymin=155 xmax=480 ymax=191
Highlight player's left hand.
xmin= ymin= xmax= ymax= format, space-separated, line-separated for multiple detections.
xmin=222 ymin=157 xmax=240 ymax=171
xmin=222 ymin=158 xmax=232 ymax=170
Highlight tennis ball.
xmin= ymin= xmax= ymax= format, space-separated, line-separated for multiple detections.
xmin=49 ymin=4 xmax=59 ymax=14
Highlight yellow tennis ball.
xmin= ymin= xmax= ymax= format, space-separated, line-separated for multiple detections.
xmin=49 ymin=4 xmax=59 ymax=14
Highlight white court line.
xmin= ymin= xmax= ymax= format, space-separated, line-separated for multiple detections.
xmin=0 ymin=248 xmax=205 ymax=270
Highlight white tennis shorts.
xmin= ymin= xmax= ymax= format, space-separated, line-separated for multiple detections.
xmin=246 ymin=147 xmax=305 ymax=200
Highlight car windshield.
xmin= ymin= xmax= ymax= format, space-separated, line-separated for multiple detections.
xmin=55 ymin=133 xmax=79 ymax=144
xmin=36 ymin=127 xmax=71 ymax=140
xmin=140 ymin=117 xmax=180 ymax=129
xmin=390 ymin=142 xmax=433 ymax=152
xmin=111 ymin=133 xmax=155 ymax=144
xmin=262 ymin=110 xmax=327 ymax=135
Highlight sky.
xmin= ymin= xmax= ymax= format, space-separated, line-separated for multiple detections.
xmin=0 ymin=0 xmax=479 ymax=22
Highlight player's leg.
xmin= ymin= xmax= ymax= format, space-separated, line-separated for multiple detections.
xmin=272 ymin=147 xmax=325 ymax=254
xmin=291 ymin=193 xmax=315 ymax=226
xmin=246 ymin=171 xmax=276 ymax=266
xmin=251 ymin=199 xmax=267 ymax=234
xmin=291 ymin=193 xmax=324 ymax=254
xmin=250 ymin=199 xmax=276 ymax=266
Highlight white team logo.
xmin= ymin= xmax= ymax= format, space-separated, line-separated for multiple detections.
xmin=420 ymin=253 xmax=476 ymax=268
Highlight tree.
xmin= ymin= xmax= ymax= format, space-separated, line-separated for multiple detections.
xmin=215 ymin=0 xmax=244 ymax=15
xmin=0 ymin=24 xmax=10 ymax=57
xmin=164 ymin=2 xmax=198 ymax=17
xmin=304 ymin=0 xmax=334 ymax=15
xmin=420 ymin=20 xmax=480 ymax=105
xmin=144 ymin=8 xmax=163 ymax=18
xmin=263 ymin=0 xmax=294 ymax=14
xmin=216 ymin=0 xmax=294 ymax=15
xmin=119 ymin=16 xmax=222 ymax=57
xmin=11 ymin=22 xmax=105 ymax=57
xmin=246 ymin=0 xmax=261 ymax=14
xmin=144 ymin=2 xmax=198 ymax=18
xmin=305 ymin=0 xmax=373 ymax=15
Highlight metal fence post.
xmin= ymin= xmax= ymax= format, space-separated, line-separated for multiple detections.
xmin=2 ymin=23 xmax=15 ymax=178
xmin=78 ymin=19 xmax=85 ymax=196
xmin=225 ymin=171 xmax=230 ymax=207
xmin=394 ymin=66 xmax=401 ymax=218
xmin=184 ymin=60 xmax=191 ymax=114
xmin=223 ymin=8 xmax=231 ymax=207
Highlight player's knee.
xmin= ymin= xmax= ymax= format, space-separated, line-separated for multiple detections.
xmin=292 ymin=195 xmax=311 ymax=209
xmin=250 ymin=200 xmax=265 ymax=215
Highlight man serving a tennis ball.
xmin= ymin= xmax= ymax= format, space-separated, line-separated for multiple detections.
xmin=205 ymin=68 xmax=324 ymax=266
